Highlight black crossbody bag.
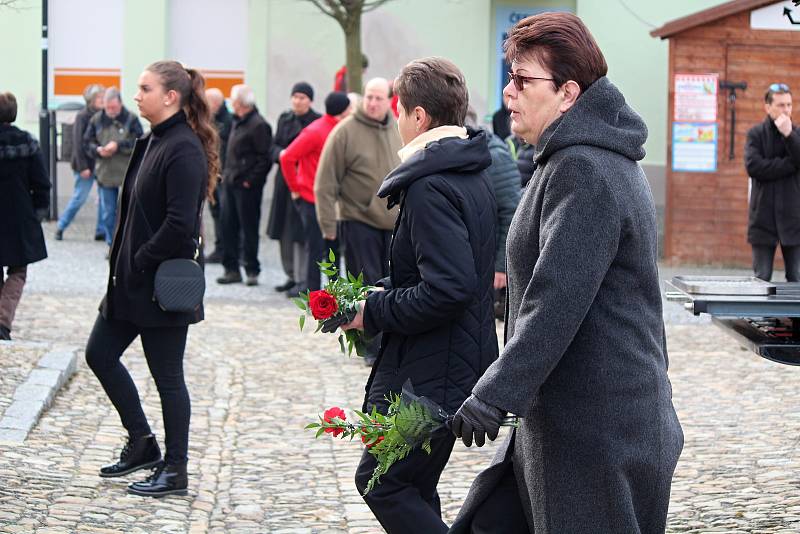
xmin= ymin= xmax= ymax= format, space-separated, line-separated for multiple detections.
xmin=132 ymin=137 xmax=206 ymax=313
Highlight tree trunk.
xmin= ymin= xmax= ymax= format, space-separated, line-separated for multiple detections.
xmin=344 ymin=14 xmax=363 ymax=93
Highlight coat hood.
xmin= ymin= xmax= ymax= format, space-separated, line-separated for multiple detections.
xmin=378 ymin=128 xmax=492 ymax=207
xmin=0 ymin=124 xmax=41 ymax=161
xmin=534 ymin=77 xmax=647 ymax=165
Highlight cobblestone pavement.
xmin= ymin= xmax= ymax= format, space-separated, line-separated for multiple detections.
xmin=3 ymin=200 xmax=800 ymax=532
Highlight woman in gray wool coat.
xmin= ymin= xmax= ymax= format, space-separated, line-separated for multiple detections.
xmin=450 ymin=12 xmax=684 ymax=534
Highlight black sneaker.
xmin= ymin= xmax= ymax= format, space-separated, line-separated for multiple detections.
xmin=216 ymin=271 xmax=243 ymax=284
xmin=274 ymin=279 xmax=295 ymax=292
xmin=0 ymin=325 xmax=10 ymax=341
xmin=54 ymin=229 xmax=63 ymax=241
xmin=127 ymin=462 xmax=188 ymax=498
xmin=99 ymin=434 xmax=162 ymax=478
xmin=94 ymin=233 xmax=105 ymax=241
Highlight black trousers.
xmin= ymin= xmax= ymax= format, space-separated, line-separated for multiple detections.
xmin=752 ymin=243 xmax=800 ymax=282
xmin=340 ymin=220 xmax=391 ymax=284
xmin=341 ymin=221 xmax=390 ymax=358
xmin=222 ymin=181 xmax=263 ymax=276
xmin=85 ymin=314 xmax=190 ymax=464
xmin=355 ymin=434 xmax=456 ymax=533
xmin=296 ymin=199 xmax=324 ymax=291
xmin=209 ymin=183 xmax=225 ymax=255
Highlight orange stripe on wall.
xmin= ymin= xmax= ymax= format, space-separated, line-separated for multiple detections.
xmin=204 ymin=76 xmax=245 ymax=97
xmin=54 ymin=74 xmax=122 ymax=96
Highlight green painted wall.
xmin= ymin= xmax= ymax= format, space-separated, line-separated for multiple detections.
xmin=1 ymin=2 xmax=43 ymax=136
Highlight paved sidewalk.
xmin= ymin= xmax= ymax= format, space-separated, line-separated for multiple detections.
xmin=2 ymin=208 xmax=800 ymax=532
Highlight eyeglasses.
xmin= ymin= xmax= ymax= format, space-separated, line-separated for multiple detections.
xmin=508 ymin=71 xmax=554 ymax=92
xmin=769 ymin=83 xmax=790 ymax=92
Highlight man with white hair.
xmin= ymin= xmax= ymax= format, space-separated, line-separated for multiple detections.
xmin=314 ymin=77 xmax=402 ymax=364
xmin=204 ymin=87 xmax=232 ymax=264
xmin=217 ymin=84 xmax=273 ymax=286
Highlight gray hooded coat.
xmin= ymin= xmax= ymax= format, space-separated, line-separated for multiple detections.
xmin=450 ymin=77 xmax=683 ymax=533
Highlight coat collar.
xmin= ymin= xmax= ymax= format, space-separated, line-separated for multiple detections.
xmin=151 ymin=109 xmax=187 ymax=136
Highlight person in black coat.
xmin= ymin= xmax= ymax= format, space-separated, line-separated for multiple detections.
xmin=509 ymin=136 xmax=536 ymax=187
xmin=266 ymin=82 xmax=321 ymax=292
xmin=492 ymin=102 xmax=511 ymax=141
xmin=216 ymin=84 xmax=273 ymax=286
xmin=0 ymin=92 xmax=50 ymax=341
xmin=342 ymin=57 xmax=498 ymax=534
xmin=745 ymin=83 xmax=800 ymax=281
xmin=204 ymin=87 xmax=232 ymax=263
xmin=85 ymin=61 xmax=219 ymax=498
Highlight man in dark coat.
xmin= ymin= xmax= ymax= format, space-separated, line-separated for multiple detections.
xmin=204 ymin=87 xmax=232 ymax=263
xmin=451 ymin=14 xmax=683 ymax=533
xmin=266 ymin=82 xmax=321 ymax=292
xmin=216 ymin=84 xmax=272 ymax=286
xmin=0 ymin=92 xmax=50 ymax=340
xmin=343 ymin=57 xmax=498 ymax=534
xmin=745 ymin=83 xmax=800 ymax=281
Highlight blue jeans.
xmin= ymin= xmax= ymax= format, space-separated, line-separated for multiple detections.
xmin=98 ymin=186 xmax=119 ymax=246
xmin=57 ymin=172 xmax=103 ymax=235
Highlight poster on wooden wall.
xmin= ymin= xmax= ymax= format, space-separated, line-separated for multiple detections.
xmin=674 ymin=73 xmax=718 ymax=122
xmin=673 ymin=73 xmax=719 ymax=172
xmin=672 ymin=123 xmax=718 ymax=172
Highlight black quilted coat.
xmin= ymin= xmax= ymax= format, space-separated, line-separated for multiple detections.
xmin=362 ymin=128 xmax=498 ymax=415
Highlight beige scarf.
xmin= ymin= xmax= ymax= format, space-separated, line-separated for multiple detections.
xmin=397 ymin=125 xmax=468 ymax=162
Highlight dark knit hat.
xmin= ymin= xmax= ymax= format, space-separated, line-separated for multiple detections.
xmin=325 ymin=91 xmax=350 ymax=116
xmin=291 ymin=82 xmax=314 ymax=101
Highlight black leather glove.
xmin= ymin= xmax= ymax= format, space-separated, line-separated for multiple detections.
xmin=320 ymin=306 xmax=357 ymax=333
xmin=451 ymin=394 xmax=505 ymax=447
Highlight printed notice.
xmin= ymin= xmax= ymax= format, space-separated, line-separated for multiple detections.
xmin=674 ymin=73 xmax=718 ymax=122
xmin=672 ymin=122 xmax=718 ymax=172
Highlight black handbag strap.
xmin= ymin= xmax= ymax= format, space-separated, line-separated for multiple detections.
xmin=132 ymin=136 xmax=205 ymax=259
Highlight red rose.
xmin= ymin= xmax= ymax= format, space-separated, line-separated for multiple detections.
xmin=361 ymin=434 xmax=385 ymax=449
xmin=323 ymin=407 xmax=346 ymax=437
xmin=308 ymin=290 xmax=339 ymax=320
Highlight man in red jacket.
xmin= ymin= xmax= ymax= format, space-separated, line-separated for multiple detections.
xmin=280 ymin=91 xmax=352 ymax=293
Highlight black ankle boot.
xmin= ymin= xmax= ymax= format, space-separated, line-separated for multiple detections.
xmin=0 ymin=325 xmax=10 ymax=341
xmin=99 ymin=434 xmax=162 ymax=478
xmin=127 ymin=461 xmax=188 ymax=497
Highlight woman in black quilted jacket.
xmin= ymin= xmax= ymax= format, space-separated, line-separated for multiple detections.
xmin=84 ymin=61 xmax=218 ymax=498
xmin=342 ymin=57 xmax=498 ymax=534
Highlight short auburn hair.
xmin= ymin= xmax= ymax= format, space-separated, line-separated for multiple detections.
xmin=0 ymin=92 xmax=17 ymax=123
xmin=395 ymin=57 xmax=468 ymax=128
xmin=504 ymin=12 xmax=607 ymax=93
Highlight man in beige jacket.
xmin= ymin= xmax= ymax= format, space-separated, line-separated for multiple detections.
xmin=315 ymin=77 xmax=401 ymax=364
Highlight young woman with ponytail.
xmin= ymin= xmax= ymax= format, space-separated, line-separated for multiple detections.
xmin=84 ymin=60 xmax=219 ymax=497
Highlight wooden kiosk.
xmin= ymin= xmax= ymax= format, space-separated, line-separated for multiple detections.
xmin=652 ymin=0 xmax=800 ymax=266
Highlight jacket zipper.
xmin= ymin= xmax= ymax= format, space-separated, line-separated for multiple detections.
xmin=112 ymin=136 xmax=153 ymax=287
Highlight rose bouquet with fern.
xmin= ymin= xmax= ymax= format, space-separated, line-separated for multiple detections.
xmin=292 ymin=249 xmax=374 ymax=356
xmin=306 ymin=381 xmax=518 ymax=494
